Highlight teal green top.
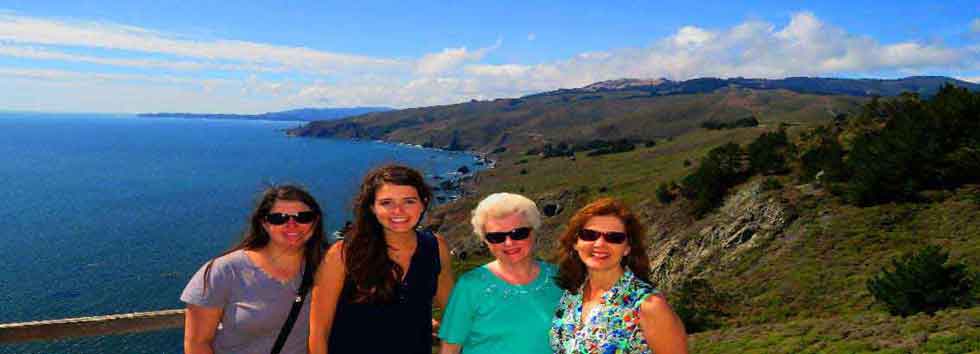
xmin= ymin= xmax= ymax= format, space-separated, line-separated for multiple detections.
xmin=439 ymin=260 xmax=563 ymax=354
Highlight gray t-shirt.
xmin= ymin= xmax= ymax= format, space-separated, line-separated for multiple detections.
xmin=181 ymin=250 xmax=311 ymax=354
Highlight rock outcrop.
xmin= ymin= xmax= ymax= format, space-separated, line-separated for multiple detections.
xmin=648 ymin=180 xmax=798 ymax=289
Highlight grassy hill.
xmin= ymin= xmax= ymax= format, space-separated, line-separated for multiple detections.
xmin=426 ymin=127 xmax=979 ymax=352
xmin=293 ymin=77 xmax=980 ymax=353
xmin=290 ymin=88 xmax=866 ymax=151
xmin=289 ymin=76 xmax=977 ymax=152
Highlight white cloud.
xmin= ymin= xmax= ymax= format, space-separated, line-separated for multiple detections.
xmin=577 ymin=51 xmax=612 ymax=60
xmin=465 ymin=64 xmax=531 ymax=77
xmin=672 ymin=26 xmax=715 ymax=47
xmin=0 ymin=14 xmax=403 ymax=75
xmin=0 ymin=66 xmax=216 ymax=85
xmin=414 ymin=40 xmax=502 ymax=76
xmin=0 ymin=44 xmax=286 ymax=72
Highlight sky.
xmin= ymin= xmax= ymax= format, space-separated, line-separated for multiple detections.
xmin=0 ymin=1 xmax=978 ymax=113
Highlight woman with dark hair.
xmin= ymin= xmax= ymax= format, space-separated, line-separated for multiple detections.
xmin=309 ymin=164 xmax=455 ymax=354
xmin=182 ymin=184 xmax=325 ymax=354
xmin=551 ymin=198 xmax=687 ymax=354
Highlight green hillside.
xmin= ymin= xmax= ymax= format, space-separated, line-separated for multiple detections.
xmin=290 ymin=88 xmax=865 ymax=151
xmin=420 ymin=85 xmax=980 ymax=353
xmin=289 ymin=76 xmax=978 ymax=153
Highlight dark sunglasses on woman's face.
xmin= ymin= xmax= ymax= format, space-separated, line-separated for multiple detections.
xmin=577 ymin=229 xmax=628 ymax=244
xmin=265 ymin=211 xmax=317 ymax=225
xmin=484 ymin=227 xmax=532 ymax=244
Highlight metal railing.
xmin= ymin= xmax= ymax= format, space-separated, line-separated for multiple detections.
xmin=0 ymin=309 xmax=184 ymax=344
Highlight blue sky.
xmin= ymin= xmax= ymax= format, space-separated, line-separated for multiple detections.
xmin=0 ymin=1 xmax=978 ymax=113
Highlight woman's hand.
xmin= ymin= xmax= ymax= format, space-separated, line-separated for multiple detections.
xmin=309 ymin=241 xmax=347 ymax=354
xmin=184 ymin=304 xmax=222 ymax=354
xmin=638 ymin=294 xmax=688 ymax=354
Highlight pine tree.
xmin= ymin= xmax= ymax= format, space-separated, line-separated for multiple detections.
xmin=867 ymin=245 xmax=974 ymax=317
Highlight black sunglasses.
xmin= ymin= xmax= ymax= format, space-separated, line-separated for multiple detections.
xmin=484 ymin=227 xmax=532 ymax=244
xmin=578 ymin=229 xmax=628 ymax=244
xmin=265 ymin=211 xmax=317 ymax=225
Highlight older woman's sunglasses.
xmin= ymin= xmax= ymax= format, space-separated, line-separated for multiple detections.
xmin=265 ymin=211 xmax=317 ymax=225
xmin=484 ymin=227 xmax=532 ymax=244
xmin=578 ymin=229 xmax=628 ymax=244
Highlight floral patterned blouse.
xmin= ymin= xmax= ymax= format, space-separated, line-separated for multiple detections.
xmin=550 ymin=270 xmax=658 ymax=354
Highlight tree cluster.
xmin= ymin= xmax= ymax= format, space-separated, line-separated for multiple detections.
xmin=843 ymin=85 xmax=980 ymax=205
xmin=679 ymin=142 xmax=746 ymax=217
xmin=700 ymin=116 xmax=760 ymax=130
xmin=670 ymin=84 xmax=980 ymax=217
xmin=527 ymin=138 xmax=651 ymax=159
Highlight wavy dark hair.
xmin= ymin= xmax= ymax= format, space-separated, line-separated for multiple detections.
xmin=344 ymin=164 xmax=432 ymax=304
xmin=554 ymin=197 xmax=651 ymax=293
xmin=204 ymin=184 xmax=325 ymax=292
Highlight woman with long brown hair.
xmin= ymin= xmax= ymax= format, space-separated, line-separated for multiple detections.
xmin=551 ymin=198 xmax=687 ymax=354
xmin=309 ymin=164 xmax=455 ymax=354
xmin=182 ymin=184 xmax=325 ymax=354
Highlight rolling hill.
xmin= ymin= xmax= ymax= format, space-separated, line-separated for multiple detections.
xmin=288 ymin=76 xmax=975 ymax=151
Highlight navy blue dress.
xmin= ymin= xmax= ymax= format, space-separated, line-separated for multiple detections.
xmin=329 ymin=230 xmax=441 ymax=354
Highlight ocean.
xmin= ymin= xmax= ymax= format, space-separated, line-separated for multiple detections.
xmin=0 ymin=113 xmax=480 ymax=353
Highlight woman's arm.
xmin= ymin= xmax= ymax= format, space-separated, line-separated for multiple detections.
xmin=434 ymin=235 xmax=456 ymax=311
xmin=637 ymin=294 xmax=688 ymax=354
xmin=439 ymin=342 xmax=462 ymax=354
xmin=183 ymin=304 xmax=223 ymax=354
xmin=309 ymin=241 xmax=347 ymax=354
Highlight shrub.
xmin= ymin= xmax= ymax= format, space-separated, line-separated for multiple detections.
xmin=671 ymin=278 xmax=729 ymax=333
xmin=541 ymin=142 xmax=575 ymax=159
xmin=867 ymin=245 xmax=974 ymax=317
xmin=747 ymin=129 xmax=790 ymax=175
xmin=700 ymin=116 xmax=760 ymax=130
xmin=798 ymin=126 xmax=846 ymax=183
xmin=656 ymin=182 xmax=675 ymax=204
xmin=586 ymin=139 xmax=636 ymax=157
xmin=761 ymin=177 xmax=782 ymax=191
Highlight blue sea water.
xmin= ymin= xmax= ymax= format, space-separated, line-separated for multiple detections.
xmin=0 ymin=113 xmax=479 ymax=353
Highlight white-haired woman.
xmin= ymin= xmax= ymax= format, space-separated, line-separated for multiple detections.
xmin=438 ymin=193 xmax=563 ymax=354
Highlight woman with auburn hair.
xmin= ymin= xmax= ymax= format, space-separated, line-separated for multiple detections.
xmin=309 ymin=165 xmax=455 ymax=354
xmin=182 ymin=184 xmax=325 ymax=354
xmin=551 ymin=198 xmax=687 ymax=354
xmin=438 ymin=192 xmax=563 ymax=354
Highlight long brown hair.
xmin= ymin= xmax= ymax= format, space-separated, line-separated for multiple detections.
xmin=344 ymin=164 xmax=432 ymax=303
xmin=204 ymin=184 xmax=325 ymax=292
xmin=554 ymin=197 xmax=651 ymax=293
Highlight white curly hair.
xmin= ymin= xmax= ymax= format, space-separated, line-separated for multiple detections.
xmin=470 ymin=192 xmax=542 ymax=240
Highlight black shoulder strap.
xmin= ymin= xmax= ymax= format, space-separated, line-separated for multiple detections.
xmin=270 ymin=259 xmax=315 ymax=354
